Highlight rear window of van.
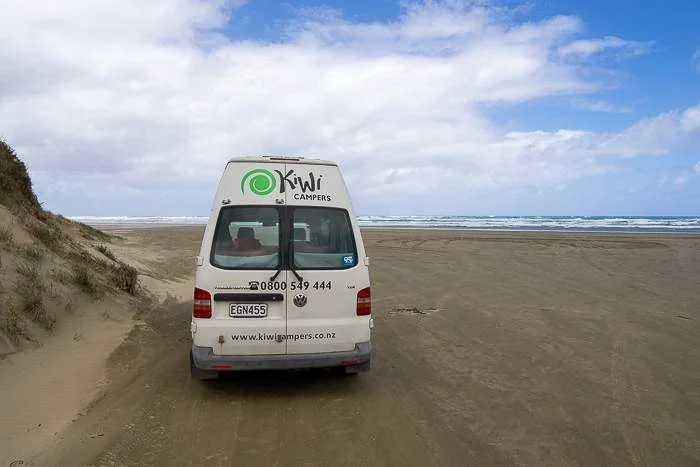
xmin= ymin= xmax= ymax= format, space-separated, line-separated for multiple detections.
xmin=291 ymin=207 xmax=357 ymax=269
xmin=210 ymin=206 xmax=357 ymax=270
xmin=211 ymin=206 xmax=280 ymax=270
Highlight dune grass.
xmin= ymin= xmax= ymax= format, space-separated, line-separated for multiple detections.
xmin=0 ymin=139 xmax=41 ymax=211
xmin=16 ymin=244 xmax=45 ymax=262
xmin=20 ymin=293 xmax=56 ymax=331
xmin=0 ymin=226 xmax=13 ymax=245
xmin=0 ymin=306 xmax=32 ymax=346
xmin=79 ymin=223 xmax=111 ymax=242
xmin=25 ymin=220 xmax=63 ymax=251
xmin=112 ymin=263 xmax=139 ymax=295
xmin=72 ymin=263 xmax=98 ymax=295
xmin=16 ymin=260 xmax=40 ymax=282
xmin=52 ymin=267 xmax=72 ymax=285
xmin=96 ymin=243 xmax=117 ymax=261
xmin=14 ymin=261 xmax=57 ymax=331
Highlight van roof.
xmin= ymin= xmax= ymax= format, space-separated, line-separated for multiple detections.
xmin=227 ymin=156 xmax=338 ymax=167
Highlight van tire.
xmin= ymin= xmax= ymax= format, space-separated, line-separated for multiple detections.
xmin=190 ymin=352 xmax=219 ymax=381
xmin=344 ymin=360 xmax=370 ymax=375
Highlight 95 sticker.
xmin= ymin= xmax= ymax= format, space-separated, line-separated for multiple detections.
xmin=342 ymin=255 xmax=355 ymax=267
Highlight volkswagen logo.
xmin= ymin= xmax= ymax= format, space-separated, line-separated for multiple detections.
xmin=293 ymin=293 xmax=307 ymax=307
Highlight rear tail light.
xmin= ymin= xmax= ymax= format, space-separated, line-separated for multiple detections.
xmin=357 ymin=287 xmax=371 ymax=316
xmin=193 ymin=288 xmax=212 ymax=318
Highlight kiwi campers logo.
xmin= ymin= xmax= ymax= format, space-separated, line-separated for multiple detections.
xmin=240 ymin=169 xmax=277 ymax=196
xmin=241 ymin=168 xmax=331 ymax=201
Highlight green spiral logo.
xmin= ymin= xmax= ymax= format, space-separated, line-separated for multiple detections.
xmin=241 ymin=169 xmax=277 ymax=196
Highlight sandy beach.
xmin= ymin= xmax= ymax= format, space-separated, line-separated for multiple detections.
xmin=20 ymin=226 xmax=700 ymax=466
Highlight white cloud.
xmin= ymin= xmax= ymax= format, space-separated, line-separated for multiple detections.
xmin=557 ymin=36 xmax=653 ymax=59
xmin=682 ymin=104 xmax=700 ymax=132
xmin=594 ymin=103 xmax=700 ymax=158
xmin=694 ymin=161 xmax=700 ymax=175
xmin=674 ymin=173 xmax=690 ymax=186
xmin=0 ymin=0 xmax=695 ymax=215
xmin=573 ymin=99 xmax=632 ymax=113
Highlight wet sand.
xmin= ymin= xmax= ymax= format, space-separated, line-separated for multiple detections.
xmin=36 ymin=227 xmax=700 ymax=466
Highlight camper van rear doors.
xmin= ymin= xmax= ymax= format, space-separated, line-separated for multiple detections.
xmin=207 ymin=161 xmax=289 ymax=356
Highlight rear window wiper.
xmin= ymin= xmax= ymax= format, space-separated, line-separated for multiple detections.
xmin=269 ymin=264 xmax=283 ymax=282
xmin=269 ymin=264 xmax=302 ymax=283
xmin=289 ymin=264 xmax=303 ymax=283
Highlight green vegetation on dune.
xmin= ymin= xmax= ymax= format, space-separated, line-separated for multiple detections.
xmin=16 ymin=244 xmax=45 ymax=262
xmin=0 ymin=139 xmax=41 ymax=212
xmin=96 ymin=243 xmax=117 ymax=261
xmin=0 ymin=306 xmax=32 ymax=346
xmin=0 ymin=225 xmax=13 ymax=244
xmin=71 ymin=263 xmax=98 ymax=296
xmin=112 ymin=263 xmax=139 ymax=295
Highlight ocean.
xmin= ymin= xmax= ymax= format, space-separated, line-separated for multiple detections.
xmin=69 ymin=215 xmax=700 ymax=233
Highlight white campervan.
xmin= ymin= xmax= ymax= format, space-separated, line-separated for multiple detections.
xmin=190 ymin=156 xmax=372 ymax=379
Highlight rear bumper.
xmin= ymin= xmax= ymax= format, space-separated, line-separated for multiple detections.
xmin=191 ymin=342 xmax=371 ymax=371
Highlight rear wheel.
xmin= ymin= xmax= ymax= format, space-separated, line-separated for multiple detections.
xmin=190 ymin=351 xmax=219 ymax=380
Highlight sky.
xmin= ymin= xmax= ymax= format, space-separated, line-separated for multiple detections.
xmin=1 ymin=0 xmax=699 ymax=217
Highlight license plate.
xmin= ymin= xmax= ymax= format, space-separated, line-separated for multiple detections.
xmin=229 ymin=303 xmax=268 ymax=318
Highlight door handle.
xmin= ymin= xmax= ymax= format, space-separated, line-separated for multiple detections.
xmin=213 ymin=293 xmax=284 ymax=302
